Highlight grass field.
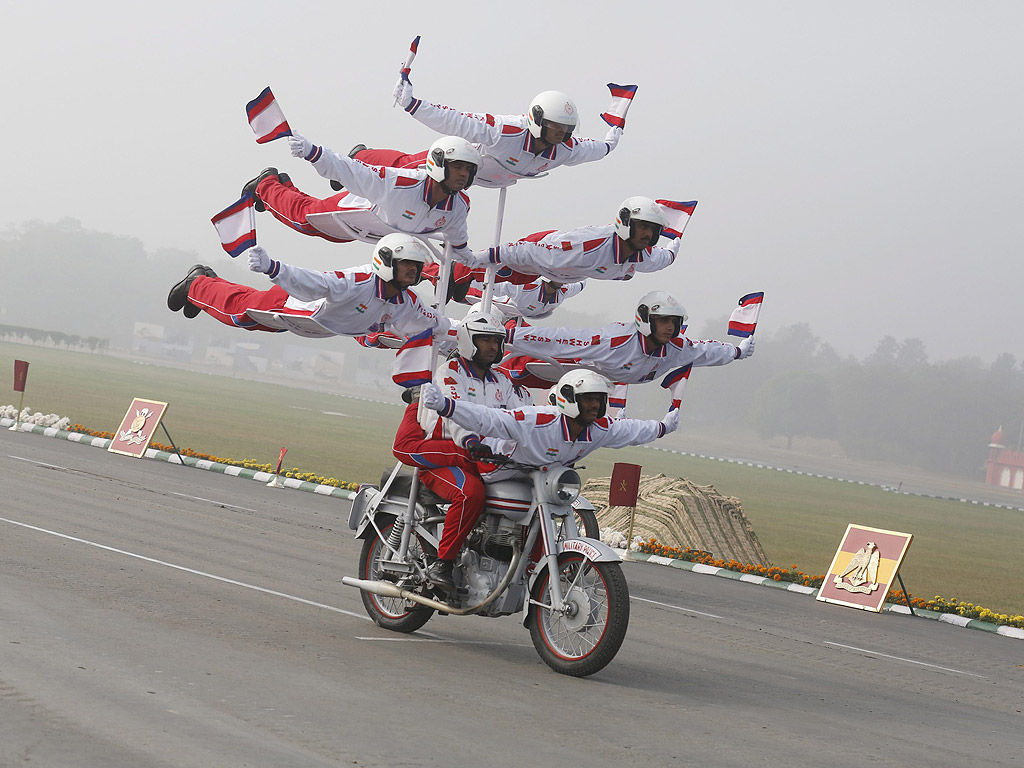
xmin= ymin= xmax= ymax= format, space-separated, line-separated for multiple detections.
xmin=4 ymin=341 xmax=1022 ymax=617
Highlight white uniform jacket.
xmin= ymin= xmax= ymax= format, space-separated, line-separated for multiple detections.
xmin=271 ymin=262 xmax=454 ymax=338
xmin=459 ymin=225 xmax=678 ymax=282
xmin=307 ymin=147 xmax=471 ymax=253
xmin=467 ymin=279 xmax=586 ymax=320
xmin=405 ymin=100 xmax=615 ymax=188
xmin=433 ymin=400 xmax=667 ymax=469
xmin=506 ymin=323 xmax=739 ymax=384
xmin=419 ymin=356 xmax=523 ymax=447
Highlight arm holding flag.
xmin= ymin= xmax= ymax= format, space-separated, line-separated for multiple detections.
xmin=392 ymin=35 xmax=420 ymax=107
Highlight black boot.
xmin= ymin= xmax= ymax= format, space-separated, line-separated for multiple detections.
xmin=425 ymin=558 xmax=455 ymax=593
xmin=167 ymin=265 xmax=209 ymax=319
xmin=241 ymin=167 xmax=279 ymax=212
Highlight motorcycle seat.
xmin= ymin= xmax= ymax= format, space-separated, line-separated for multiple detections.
xmin=380 ymin=469 xmax=448 ymax=507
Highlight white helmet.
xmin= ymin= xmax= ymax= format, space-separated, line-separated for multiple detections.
xmin=528 ymin=90 xmax=579 ymax=139
xmin=370 ymin=233 xmax=430 ymax=285
xmin=635 ymin=291 xmax=689 ymax=337
xmin=547 ymin=385 xmax=559 ymax=406
xmin=425 ymin=136 xmax=481 ymax=189
xmin=456 ymin=308 xmax=506 ymax=364
xmin=555 ymin=369 xmax=611 ymax=420
xmin=614 ymin=196 xmax=668 ymax=244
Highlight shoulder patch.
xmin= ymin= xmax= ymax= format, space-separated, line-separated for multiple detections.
xmin=444 ymin=377 xmax=457 ymax=385
xmin=581 ymin=238 xmax=606 ymax=254
xmin=352 ymin=271 xmax=373 ymax=283
xmin=594 ymin=416 xmax=611 ymax=429
xmin=394 ymin=175 xmax=420 ymax=188
xmin=501 ymin=123 xmax=525 ymax=136
xmin=536 ymin=412 xmax=558 ymax=426
xmin=670 ymin=336 xmax=690 ymax=349
xmin=446 ymin=360 xmax=461 ymax=372
xmin=609 ymin=335 xmax=632 ymax=349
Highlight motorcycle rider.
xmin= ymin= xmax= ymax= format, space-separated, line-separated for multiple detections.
xmin=419 ymin=369 xmax=679 ymax=475
xmin=391 ymin=309 xmax=522 ymax=593
xmin=353 ymin=85 xmax=624 ymax=189
xmin=167 ymin=234 xmax=455 ymax=341
xmin=449 ymin=196 xmax=681 ymax=285
xmin=242 ymin=134 xmax=479 ymax=256
xmin=501 ymin=290 xmax=755 ymax=389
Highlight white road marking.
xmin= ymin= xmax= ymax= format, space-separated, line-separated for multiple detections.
xmin=825 ymin=642 xmax=986 ymax=677
xmin=632 ymin=595 xmax=724 ymax=619
xmin=10 ymin=455 xmax=67 ymax=469
xmin=356 ymin=637 xmax=531 ymax=646
xmin=170 ymin=492 xmax=258 ymax=513
xmin=0 ymin=515 xmax=370 ymax=622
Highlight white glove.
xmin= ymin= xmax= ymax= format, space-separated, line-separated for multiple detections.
xmin=660 ymin=407 xmax=680 ymax=436
xmin=420 ymin=381 xmax=446 ymax=412
xmin=287 ymin=132 xmax=314 ymax=159
xmin=736 ymin=336 xmax=756 ymax=360
xmin=392 ymin=77 xmax=415 ymax=108
xmin=247 ymin=245 xmax=273 ymax=274
xmin=604 ymin=124 xmax=623 ymax=150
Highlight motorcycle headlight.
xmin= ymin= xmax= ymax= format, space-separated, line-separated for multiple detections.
xmin=542 ymin=469 xmax=581 ymax=505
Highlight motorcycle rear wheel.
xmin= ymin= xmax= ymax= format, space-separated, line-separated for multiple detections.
xmin=528 ymin=553 xmax=629 ymax=677
xmin=358 ymin=520 xmax=435 ymax=633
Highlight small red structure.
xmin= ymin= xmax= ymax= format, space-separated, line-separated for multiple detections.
xmin=984 ymin=426 xmax=1024 ymax=489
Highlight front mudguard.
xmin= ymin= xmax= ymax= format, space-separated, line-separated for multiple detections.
xmin=522 ymin=536 xmax=622 ymax=626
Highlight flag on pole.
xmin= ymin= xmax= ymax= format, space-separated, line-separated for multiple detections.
xmin=728 ymin=292 xmax=765 ymax=338
xmin=13 ymin=360 xmax=29 ymax=392
xmin=391 ymin=329 xmax=434 ymax=387
xmin=399 ymin=35 xmax=420 ymax=80
xmin=609 ymin=462 xmax=642 ymax=507
xmin=600 ymin=83 xmax=638 ymax=128
xmin=211 ymin=195 xmax=257 ymax=257
xmin=655 ymin=199 xmax=698 ymax=240
xmin=607 ymin=382 xmax=629 ymax=418
xmin=246 ymin=86 xmax=292 ymax=144
xmin=660 ymin=363 xmax=692 ymax=410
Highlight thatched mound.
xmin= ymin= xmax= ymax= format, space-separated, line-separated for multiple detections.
xmin=581 ymin=473 xmax=770 ymax=566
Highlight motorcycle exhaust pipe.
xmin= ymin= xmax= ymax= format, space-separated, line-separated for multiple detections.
xmin=341 ymin=576 xmax=473 ymax=614
xmin=342 ymin=540 xmax=522 ymax=616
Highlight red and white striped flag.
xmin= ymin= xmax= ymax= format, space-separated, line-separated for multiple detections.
xmin=246 ymin=86 xmax=292 ymax=144
xmin=728 ymin=292 xmax=764 ymax=338
xmin=607 ymin=382 xmax=629 ymax=418
xmin=391 ymin=329 xmax=434 ymax=387
xmin=655 ymin=199 xmax=697 ymax=240
xmin=600 ymin=83 xmax=638 ymax=128
xmin=399 ymin=35 xmax=420 ymax=80
xmin=211 ymin=196 xmax=256 ymax=257
xmin=660 ymin=364 xmax=692 ymax=410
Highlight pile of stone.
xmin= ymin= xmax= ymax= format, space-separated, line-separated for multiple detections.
xmin=582 ymin=473 xmax=770 ymax=566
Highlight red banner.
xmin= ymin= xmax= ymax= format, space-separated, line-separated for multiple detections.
xmin=14 ymin=360 xmax=29 ymax=392
xmin=275 ymin=447 xmax=288 ymax=474
xmin=609 ymin=462 xmax=642 ymax=507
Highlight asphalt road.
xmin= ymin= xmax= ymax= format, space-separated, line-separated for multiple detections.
xmin=2 ymin=429 xmax=1022 ymax=768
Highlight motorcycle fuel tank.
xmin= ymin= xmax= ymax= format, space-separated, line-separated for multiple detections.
xmin=483 ymin=479 xmax=534 ymax=522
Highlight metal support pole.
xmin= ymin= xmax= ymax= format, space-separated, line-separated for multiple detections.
xmin=896 ymin=572 xmax=916 ymax=616
xmin=160 ymin=422 xmax=186 ymax=466
xmin=480 ymin=186 xmax=508 ymax=315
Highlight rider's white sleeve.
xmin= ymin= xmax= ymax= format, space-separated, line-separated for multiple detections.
xmin=600 ymin=417 xmax=666 ymax=449
xmin=438 ymin=398 xmax=530 ymax=442
xmin=311 ymin=149 xmax=393 ymax=201
xmin=406 ymin=100 xmax=507 ymax=145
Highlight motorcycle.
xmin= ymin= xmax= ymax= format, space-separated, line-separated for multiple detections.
xmin=342 ymin=460 xmax=627 ymax=677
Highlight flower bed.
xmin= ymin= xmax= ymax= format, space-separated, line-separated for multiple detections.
xmin=636 ymin=537 xmax=1024 ymax=630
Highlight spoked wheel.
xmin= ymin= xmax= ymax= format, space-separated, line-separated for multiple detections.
xmin=358 ymin=519 xmax=435 ymax=633
xmin=528 ymin=553 xmax=629 ymax=677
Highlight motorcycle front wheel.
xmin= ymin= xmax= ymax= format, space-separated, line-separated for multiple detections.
xmin=358 ymin=519 xmax=435 ymax=633
xmin=528 ymin=553 xmax=629 ymax=677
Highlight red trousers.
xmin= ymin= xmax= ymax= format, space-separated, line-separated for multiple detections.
xmin=256 ymin=176 xmax=353 ymax=243
xmin=392 ymin=403 xmax=485 ymax=561
xmin=187 ymin=276 xmax=312 ymax=332
xmin=354 ymin=148 xmax=428 ymax=171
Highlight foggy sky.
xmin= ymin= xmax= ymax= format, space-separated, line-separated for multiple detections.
xmin=3 ymin=1 xmax=1022 ymax=363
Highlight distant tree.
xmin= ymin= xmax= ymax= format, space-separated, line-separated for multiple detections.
xmin=751 ymin=371 xmax=836 ymax=449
